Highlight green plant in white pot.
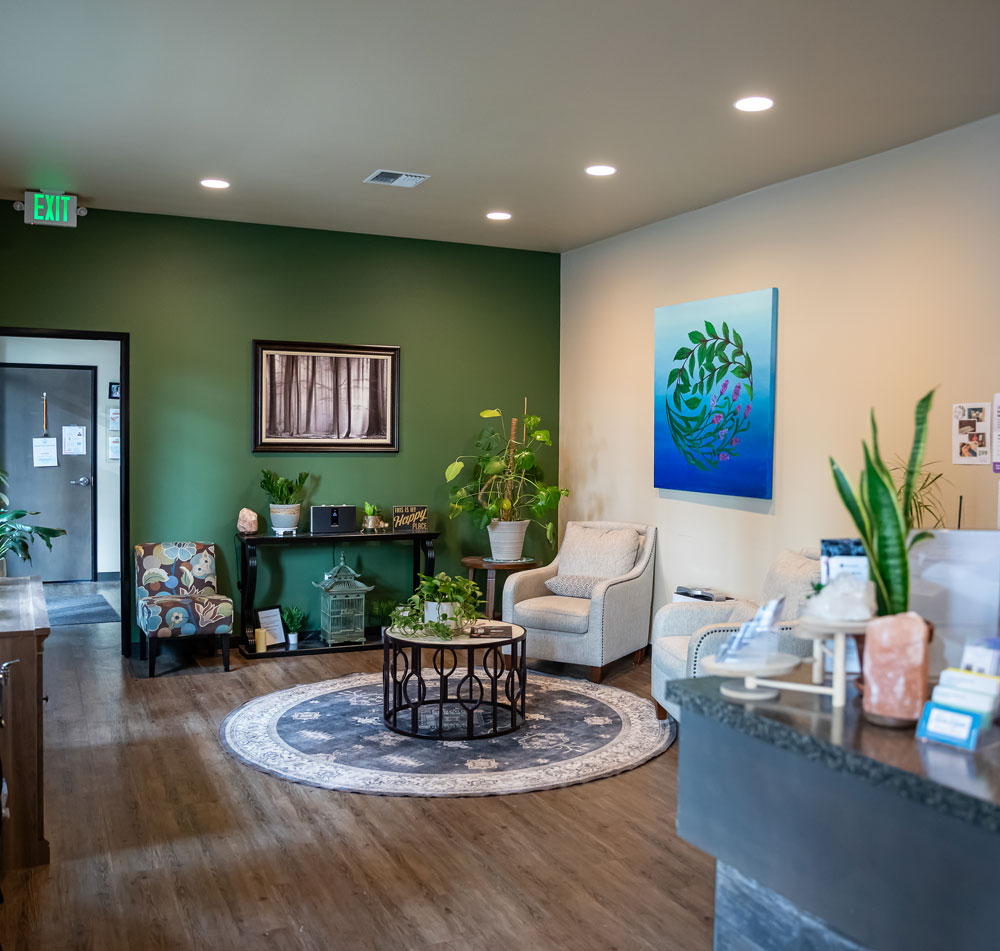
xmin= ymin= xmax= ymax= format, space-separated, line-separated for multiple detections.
xmin=0 ymin=467 xmax=66 ymax=577
xmin=445 ymin=404 xmax=568 ymax=561
xmin=389 ymin=572 xmax=482 ymax=639
xmin=260 ymin=470 xmax=310 ymax=536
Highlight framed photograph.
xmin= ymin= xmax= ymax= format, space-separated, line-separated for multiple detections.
xmin=108 ymin=382 xmax=121 ymax=399
xmin=256 ymin=605 xmax=286 ymax=647
xmin=252 ymin=340 xmax=399 ymax=453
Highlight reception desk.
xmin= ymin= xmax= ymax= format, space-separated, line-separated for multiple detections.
xmin=664 ymin=677 xmax=1000 ymax=951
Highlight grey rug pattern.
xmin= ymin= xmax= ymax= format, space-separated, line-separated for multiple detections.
xmin=45 ymin=593 xmax=121 ymax=626
xmin=220 ymin=671 xmax=675 ymax=797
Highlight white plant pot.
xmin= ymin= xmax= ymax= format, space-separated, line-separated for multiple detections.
xmin=487 ymin=519 xmax=529 ymax=562
xmin=269 ymin=503 xmax=301 ymax=535
xmin=287 ymin=631 xmax=299 ymax=648
xmin=424 ymin=601 xmax=462 ymax=629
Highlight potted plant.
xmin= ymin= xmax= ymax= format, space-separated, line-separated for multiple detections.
xmin=389 ymin=572 xmax=482 ymax=639
xmin=362 ymin=501 xmax=382 ymax=532
xmin=281 ymin=605 xmax=306 ymax=647
xmin=445 ymin=403 xmax=568 ymax=561
xmin=0 ymin=467 xmax=66 ymax=577
xmin=260 ymin=470 xmax=310 ymax=535
xmin=830 ymin=390 xmax=935 ymax=725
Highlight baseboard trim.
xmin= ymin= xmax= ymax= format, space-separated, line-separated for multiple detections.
xmin=97 ymin=571 xmax=121 ymax=582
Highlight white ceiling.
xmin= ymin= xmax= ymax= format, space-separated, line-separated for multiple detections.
xmin=2 ymin=1 xmax=999 ymax=252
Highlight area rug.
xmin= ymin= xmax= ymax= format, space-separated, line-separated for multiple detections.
xmin=45 ymin=593 xmax=121 ymax=626
xmin=220 ymin=671 xmax=675 ymax=797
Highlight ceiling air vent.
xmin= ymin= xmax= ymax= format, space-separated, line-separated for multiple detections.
xmin=363 ymin=169 xmax=429 ymax=188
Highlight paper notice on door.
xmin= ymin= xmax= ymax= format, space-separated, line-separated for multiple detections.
xmin=107 ymin=434 xmax=121 ymax=460
xmin=62 ymin=425 xmax=86 ymax=455
xmin=32 ymin=437 xmax=58 ymax=467
xmin=992 ymin=394 xmax=1000 ymax=474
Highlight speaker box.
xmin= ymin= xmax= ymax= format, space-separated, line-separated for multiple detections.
xmin=310 ymin=505 xmax=357 ymax=534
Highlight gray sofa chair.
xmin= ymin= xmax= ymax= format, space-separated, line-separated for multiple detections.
xmin=651 ymin=548 xmax=820 ymax=719
xmin=502 ymin=520 xmax=657 ymax=683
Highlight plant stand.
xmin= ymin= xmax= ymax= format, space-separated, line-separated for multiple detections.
xmin=701 ymin=653 xmax=803 ymax=702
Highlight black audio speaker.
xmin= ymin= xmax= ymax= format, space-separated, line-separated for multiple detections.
xmin=310 ymin=504 xmax=357 ymax=534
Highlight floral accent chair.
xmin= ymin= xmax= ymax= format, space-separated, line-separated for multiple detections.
xmin=134 ymin=542 xmax=233 ymax=677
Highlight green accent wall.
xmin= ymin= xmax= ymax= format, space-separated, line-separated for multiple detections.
xmin=0 ymin=210 xmax=560 ymax=635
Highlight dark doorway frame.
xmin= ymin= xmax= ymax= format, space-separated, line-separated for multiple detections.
xmin=0 ymin=361 xmax=99 ymax=581
xmin=0 ymin=328 xmax=133 ymax=656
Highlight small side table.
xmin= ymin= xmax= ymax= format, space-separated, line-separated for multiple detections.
xmin=461 ymin=555 xmax=538 ymax=620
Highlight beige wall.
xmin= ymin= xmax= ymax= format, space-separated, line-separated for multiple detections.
xmin=560 ymin=114 xmax=1000 ymax=609
xmin=0 ymin=336 xmax=121 ymax=574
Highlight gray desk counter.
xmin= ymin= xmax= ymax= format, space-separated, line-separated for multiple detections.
xmin=665 ymin=677 xmax=1000 ymax=951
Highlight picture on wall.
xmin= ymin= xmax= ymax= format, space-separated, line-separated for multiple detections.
xmin=654 ymin=288 xmax=777 ymax=499
xmin=252 ymin=340 xmax=399 ymax=452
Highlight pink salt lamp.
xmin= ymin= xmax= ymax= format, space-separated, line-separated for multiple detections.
xmin=862 ymin=612 xmax=930 ymax=727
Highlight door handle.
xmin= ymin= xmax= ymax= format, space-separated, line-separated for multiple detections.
xmin=69 ymin=476 xmax=92 ymax=486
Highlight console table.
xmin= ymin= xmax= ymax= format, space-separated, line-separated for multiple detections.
xmin=235 ymin=529 xmax=438 ymax=658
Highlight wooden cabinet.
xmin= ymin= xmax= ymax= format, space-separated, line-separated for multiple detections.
xmin=0 ymin=576 xmax=49 ymax=870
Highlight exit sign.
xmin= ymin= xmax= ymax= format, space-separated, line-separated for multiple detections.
xmin=24 ymin=191 xmax=77 ymax=227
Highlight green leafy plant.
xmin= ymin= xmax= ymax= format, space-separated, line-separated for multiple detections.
xmin=363 ymin=501 xmax=380 ymax=517
xmin=890 ymin=456 xmax=947 ymax=529
xmin=366 ymin=597 xmax=398 ymax=627
xmin=0 ymin=467 xmax=67 ymax=564
xmin=445 ymin=403 xmax=568 ymax=545
xmin=830 ymin=390 xmax=934 ymax=617
xmin=280 ymin=605 xmax=306 ymax=633
xmin=389 ymin=572 xmax=483 ymax=640
xmin=260 ymin=469 xmax=309 ymax=505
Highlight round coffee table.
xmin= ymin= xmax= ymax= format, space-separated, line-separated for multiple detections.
xmin=383 ymin=621 xmax=527 ymax=740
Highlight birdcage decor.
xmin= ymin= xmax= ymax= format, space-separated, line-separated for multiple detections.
xmin=313 ymin=554 xmax=374 ymax=645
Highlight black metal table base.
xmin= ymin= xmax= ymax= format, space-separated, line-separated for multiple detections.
xmin=383 ymin=637 xmax=526 ymax=740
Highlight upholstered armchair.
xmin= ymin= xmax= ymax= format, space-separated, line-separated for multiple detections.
xmin=650 ymin=548 xmax=820 ymax=719
xmin=501 ymin=521 xmax=657 ymax=682
xmin=135 ymin=542 xmax=234 ymax=677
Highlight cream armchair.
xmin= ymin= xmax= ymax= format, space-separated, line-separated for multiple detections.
xmin=502 ymin=521 xmax=657 ymax=682
xmin=651 ymin=548 xmax=820 ymax=719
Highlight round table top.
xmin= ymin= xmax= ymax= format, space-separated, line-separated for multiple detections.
xmin=701 ymin=652 xmax=802 ymax=678
xmin=385 ymin=619 xmax=526 ymax=647
xmin=796 ymin=616 xmax=872 ymax=638
xmin=461 ymin=555 xmax=538 ymax=571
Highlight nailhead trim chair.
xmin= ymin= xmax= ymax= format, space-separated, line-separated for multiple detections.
xmin=134 ymin=542 xmax=233 ymax=677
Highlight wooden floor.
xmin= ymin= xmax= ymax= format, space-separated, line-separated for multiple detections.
xmin=0 ymin=583 xmax=715 ymax=951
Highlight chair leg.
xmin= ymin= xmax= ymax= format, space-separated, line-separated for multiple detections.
xmin=588 ymin=665 xmax=606 ymax=684
xmin=222 ymin=632 xmax=230 ymax=672
xmin=654 ymin=701 xmax=669 ymax=721
xmin=139 ymin=629 xmax=147 ymax=661
xmin=148 ymin=637 xmax=159 ymax=678
xmin=632 ymin=647 xmax=647 ymax=665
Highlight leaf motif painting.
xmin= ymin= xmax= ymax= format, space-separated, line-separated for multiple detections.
xmin=654 ymin=289 xmax=777 ymax=499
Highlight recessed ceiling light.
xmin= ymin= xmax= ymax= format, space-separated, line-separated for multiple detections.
xmin=486 ymin=211 xmax=512 ymax=221
xmin=733 ymin=96 xmax=773 ymax=112
xmin=200 ymin=178 xmax=230 ymax=189
xmin=585 ymin=165 xmax=616 ymax=177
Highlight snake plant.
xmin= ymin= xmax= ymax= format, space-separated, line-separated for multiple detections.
xmin=829 ymin=390 xmax=934 ymax=617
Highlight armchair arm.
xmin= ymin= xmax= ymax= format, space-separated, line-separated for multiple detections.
xmin=688 ymin=619 xmax=811 ymax=678
xmin=588 ymin=536 xmax=657 ymax=663
xmin=501 ymin=562 xmax=558 ymax=621
xmin=651 ymin=599 xmax=759 ymax=643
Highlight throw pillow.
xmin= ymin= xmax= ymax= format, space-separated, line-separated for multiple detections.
xmin=545 ymin=574 xmax=603 ymax=599
xmin=558 ymin=524 xmax=640 ymax=580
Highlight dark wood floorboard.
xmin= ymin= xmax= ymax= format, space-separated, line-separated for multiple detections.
xmin=0 ymin=583 xmax=714 ymax=951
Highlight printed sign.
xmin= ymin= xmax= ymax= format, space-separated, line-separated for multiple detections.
xmin=62 ymin=425 xmax=86 ymax=456
xmin=392 ymin=505 xmax=428 ymax=532
xmin=32 ymin=437 xmax=58 ymax=468
xmin=952 ymin=403 xmax=990 ymax=465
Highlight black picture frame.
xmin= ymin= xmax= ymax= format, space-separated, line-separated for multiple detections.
xmin=256 ymin=604 xmax=287 ymax=648
xmin=108 ymin=382 xmax=121 ymax=399
xmin=252 ymin=339 xmax=400 ymax=453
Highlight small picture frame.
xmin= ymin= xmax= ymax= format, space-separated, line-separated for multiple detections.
xmin=108 ymin=382 xmax=121 ymax=399
xmin=392 ymin=505 xmax=428 ymax=532
xmin=256 ymin=605 xmax=286 ymax=648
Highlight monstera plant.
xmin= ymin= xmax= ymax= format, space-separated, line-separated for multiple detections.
xmin=829 ymin=390 xmax=934 ymax=617
xmin=665 ymin=320 xmax=755 ymax=471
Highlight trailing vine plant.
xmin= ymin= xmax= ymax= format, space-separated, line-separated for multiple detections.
xmin=665 ymin=319 xmax=754 ymax=471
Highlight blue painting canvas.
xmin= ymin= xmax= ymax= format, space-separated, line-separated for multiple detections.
xmin=654 ymin=288 xmax=777 ymax=499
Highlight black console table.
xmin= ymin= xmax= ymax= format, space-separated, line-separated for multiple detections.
xmin=235 ymin=529 xmax=438 ymax=658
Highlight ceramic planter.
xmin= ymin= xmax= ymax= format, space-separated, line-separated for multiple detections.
xmin=424 ymin=601 xmax=462 ymax=628
xmin=362 ymin=515 xmax=380 ymax=532
xmin=269 ymin=503 xmax=301 ymax=535
xmin=487 ymin=519 xmax=529 ymax=561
